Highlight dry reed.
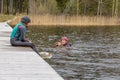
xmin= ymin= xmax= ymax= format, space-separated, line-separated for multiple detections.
xmin=10 ymin=14 xmax=120 ymax=26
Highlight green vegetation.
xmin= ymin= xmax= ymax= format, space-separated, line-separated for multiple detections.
xmin=0 ymin=0 xmax=120 ymax=26
xmin=0 ymin=0 xmax=120 ymax=16
xmin=0 ymin=14 xmax=14 ymax=22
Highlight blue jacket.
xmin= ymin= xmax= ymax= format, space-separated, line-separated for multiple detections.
xmin=10 ymin=22 xmax=26 ymax=41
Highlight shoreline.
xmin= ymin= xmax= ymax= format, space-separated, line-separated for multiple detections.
xmin=10 ymin=23 xmax=120 ymax=27
xmin=28 ymin=24 xmax=120 ymax=27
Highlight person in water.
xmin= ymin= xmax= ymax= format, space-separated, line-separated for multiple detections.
xmin=55 ymin=37 xmax=71 ymax=47
xmin=10 ymin=16 xmax=39 ymax=54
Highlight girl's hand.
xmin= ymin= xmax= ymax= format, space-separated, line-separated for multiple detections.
xmin=55 ymin=42 xmax=61 ymax=46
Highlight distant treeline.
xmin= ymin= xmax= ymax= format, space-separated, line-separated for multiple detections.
xmin=0 ymin=0 xmax=120 ymax=16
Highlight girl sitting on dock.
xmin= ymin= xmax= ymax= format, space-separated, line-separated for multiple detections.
xmin=10 ymin=16 xmax=52 ymax=58
xmin=10 ymin=16 xmax=39 ymax=54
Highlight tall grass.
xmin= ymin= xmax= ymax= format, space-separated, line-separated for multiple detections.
xmin=0 ymin=14 xmax=14 ymax=22
xmin=10 ymin=15 xmax=120 ymax=26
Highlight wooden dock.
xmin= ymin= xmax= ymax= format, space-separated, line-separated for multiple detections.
xmin=0 ymin=22 xmax=64 ymax=80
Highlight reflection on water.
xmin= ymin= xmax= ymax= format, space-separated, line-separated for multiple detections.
xmin=27 ymin=26 xmax=120 ymax=80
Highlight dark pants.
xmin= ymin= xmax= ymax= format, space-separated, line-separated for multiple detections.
xmin=10 ymin=38 xmax=39 ymax=54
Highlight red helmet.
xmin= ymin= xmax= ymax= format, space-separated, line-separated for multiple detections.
xmin=61 ymin=37 xmax=69 ymax=41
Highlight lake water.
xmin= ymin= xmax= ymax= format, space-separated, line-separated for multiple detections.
xmin=27 ymin=26 xmax=120 ymax=80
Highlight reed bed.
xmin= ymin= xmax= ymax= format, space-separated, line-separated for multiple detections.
xmin=10 ymin=15 xmax=120 ymax=26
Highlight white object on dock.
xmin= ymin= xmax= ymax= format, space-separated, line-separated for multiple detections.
xmin=39 ymin=52 xmax=53 ymax=59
